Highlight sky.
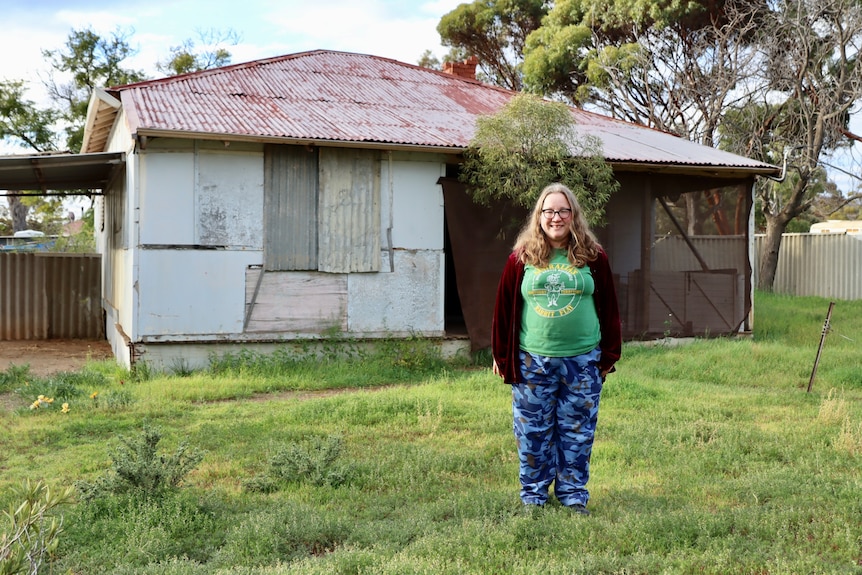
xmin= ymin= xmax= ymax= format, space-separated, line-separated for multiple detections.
xmin=0 ymin=0 xmax=463 ymax=152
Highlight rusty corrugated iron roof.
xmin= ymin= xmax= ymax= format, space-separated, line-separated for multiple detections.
xmin=87 ymin=50 xmax=778 ymax=175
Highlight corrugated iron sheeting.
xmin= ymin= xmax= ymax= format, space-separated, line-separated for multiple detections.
xmin=111 ymin=51 xmax=777 ymax=173
xmin=653 ymin=236 xmax=748 ymax=273
xmin=264 ymin=145 xmax=319 ymax=271
xmin=755 ymin=234 xmax=862 ymax=300
xmin=318 ymin=148 xmax=380 ymax=272
xmin=45 ymin=254 xmax=103 ymax=338
xmin=0 ymin=253 xmax=47 ymax=340
xmin=0 ymin=253 xmax=103 ymax=340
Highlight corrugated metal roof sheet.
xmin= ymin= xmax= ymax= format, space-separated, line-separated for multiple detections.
xmin=90 ymin=50 xmax=778 ymax=174
xmin=0 ymin=152 xmax=124 ymax=191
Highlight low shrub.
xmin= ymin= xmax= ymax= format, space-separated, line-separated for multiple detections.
xmin=76 ymin=423 xmax=204 ymax=501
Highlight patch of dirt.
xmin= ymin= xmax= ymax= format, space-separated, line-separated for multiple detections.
xmin=0 ymin=339 xmax=114 ymax=377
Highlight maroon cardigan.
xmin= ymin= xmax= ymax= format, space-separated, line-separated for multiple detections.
xmin=491 ymin=248 xmax=622 ymax=384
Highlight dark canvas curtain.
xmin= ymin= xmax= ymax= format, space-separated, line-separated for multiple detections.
xmin=439 ymin=178 xmax=527 ymax=351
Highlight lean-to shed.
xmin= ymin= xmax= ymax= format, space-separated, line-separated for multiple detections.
xmin=51 ymin=49 xmax=780 ymax=369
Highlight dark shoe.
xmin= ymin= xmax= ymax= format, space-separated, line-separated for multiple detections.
xmin=567 ymin=504 xmax=590 ymax=516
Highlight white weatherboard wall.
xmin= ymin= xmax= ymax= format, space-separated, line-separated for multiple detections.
xmin=388 ymin=158 xmax=445 ymax=250
xmin=138 ymin=142 xmax=264 ymax=247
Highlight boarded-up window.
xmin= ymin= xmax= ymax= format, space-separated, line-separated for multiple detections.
xmin=318 ymin=148 xmax=381 ymax=272
xmin=264 ymin=145 xmax=319 ymax=271
xmin=264 ymin=145 xmax=380 ymax=273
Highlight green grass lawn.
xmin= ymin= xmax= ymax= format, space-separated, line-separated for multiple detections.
xmin=1 ymin=292 xmax=861 ymax=574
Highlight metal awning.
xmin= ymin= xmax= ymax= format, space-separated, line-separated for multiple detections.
xmin=0 ymin=152 xmax=125 ymax=195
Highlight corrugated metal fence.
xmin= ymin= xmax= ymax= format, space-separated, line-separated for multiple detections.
xmin=754 ymin=233 xmax=862 ymax=300
xmin=0 ymin=253 xmax=103 ymax=340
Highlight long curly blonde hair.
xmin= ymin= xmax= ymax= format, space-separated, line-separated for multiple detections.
xmin=513 ymin=183 xmax=601 ymax=268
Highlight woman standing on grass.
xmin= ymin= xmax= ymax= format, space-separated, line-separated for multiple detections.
xmin=491 ymin=182 xmax=621 ymax=515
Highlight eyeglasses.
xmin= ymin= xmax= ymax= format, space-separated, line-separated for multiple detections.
xmin=541 ymin=208 xmax=572 ymax=220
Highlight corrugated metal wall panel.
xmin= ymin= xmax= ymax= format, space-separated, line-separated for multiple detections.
xmin=264 ymin=144 xmax=319 ymax=271
xmin=318 ymin=148 xmax=381 ymax=273
xmin=44 ymin=254 xmax=103 ymax=339
xmin=0 ymin=253 xmax=102 ymax=341
xmin=0 ymin=253 xmax=48 ymax=340
xmin=755 ymin=234 xmax=862 ymax=300
xmin=653 ymin=236 xmax=748 ymax=272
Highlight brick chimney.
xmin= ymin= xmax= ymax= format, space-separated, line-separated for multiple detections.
xmin=443 ymin=56 xmax=479 ymax=80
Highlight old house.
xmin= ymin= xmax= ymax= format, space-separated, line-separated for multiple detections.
xmin=3 ymin=50 xmax=780 ymax=369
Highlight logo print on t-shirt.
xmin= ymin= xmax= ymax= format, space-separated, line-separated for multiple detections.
xmin=527 ymin=263 xmax=585 ymax=318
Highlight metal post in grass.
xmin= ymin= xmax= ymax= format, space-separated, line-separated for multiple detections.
xmin=807 ymin=301 xmax=835 ymax=393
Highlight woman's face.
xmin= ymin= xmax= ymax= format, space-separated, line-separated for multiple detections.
xmin=540 ymin=192 xmax=572 ymax=248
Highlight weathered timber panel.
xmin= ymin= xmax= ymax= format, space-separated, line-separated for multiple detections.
xmin=244 ymin=268 xmax=347 ymax=334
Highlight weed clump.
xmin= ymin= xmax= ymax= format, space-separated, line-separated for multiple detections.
xmin=244 ymin=435 xmax=353 ymax=493
xmin=76 ymin=423 xmax=204 ymax=502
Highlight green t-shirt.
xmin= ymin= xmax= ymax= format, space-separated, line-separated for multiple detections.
xmin=519 ymin=249 xmax=601 ymax=357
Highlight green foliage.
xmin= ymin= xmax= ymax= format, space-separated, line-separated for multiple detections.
xmin=213 ymin=505 xmax=351 ymax=568
xmin=0 ymin=365 xmax=31 ymax=394
xmin=0 ymin=80 xmax=59 ymax=151
xmin=156 ymin=29 xmax=238 ymax=76
xmin=42 ymin=27 xmax=147 ymax=151
xmin=51 ymin=207 xmax=97 ymax=253
xmin=76 ymin=423 xmax=204 ymax=502
xmin=521 ymin=0 xmax=731 ymax=102
xmin=9 ymin=368 xmax=114 ymax=416
xmin=43 ymin=370 xmax=106 ymax=400
xmin=417 ymin=49 xmax=442 ymax=70
xmin=244 ymin=435 xmax=353 ymax=492
xmin=205 ymin=337 xmax=448 ymax=394
xmin=460 ymin=93 xmax=618 ymax=224
xmin=0 ymin=480 xmax=73 ymax=575
xmin=437 ymin=0 xmax=547 ymax=90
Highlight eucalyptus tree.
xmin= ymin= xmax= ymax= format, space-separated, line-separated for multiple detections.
xmin=747 ymin=0 xmax=862 ymax=290
xmin=437 ymin=0 xmax=548 ymax=90
xmin=523 ymin=0 xmax=765 ymax=235
xmin=42 ymin=28 xmax=148 ymax=152
xmin=156 ymin=28 xmax=238 ymax=76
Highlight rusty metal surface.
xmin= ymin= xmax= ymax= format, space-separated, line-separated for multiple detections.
xmin=96 ymin=50 xmax=777 ymax=174
xmin=0 ymin=253 xmax=47 ymax=340
xmin=0 ymin=253 xmax=103 ymax=341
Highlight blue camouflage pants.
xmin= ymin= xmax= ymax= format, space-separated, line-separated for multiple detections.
xmin=512 ymin=347 xmax=603 ymax=507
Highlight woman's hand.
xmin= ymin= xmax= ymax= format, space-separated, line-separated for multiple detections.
xmin=492 ymin=360 xmax=502 ymax=377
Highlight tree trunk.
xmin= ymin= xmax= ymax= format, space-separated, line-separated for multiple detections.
xmin=9 ymin=196 xmax=29 ymax=232
xmin=686 ymin=194 xmax=696 ymax=235
xmin=757 ymin=218 xmax=784 ymax=291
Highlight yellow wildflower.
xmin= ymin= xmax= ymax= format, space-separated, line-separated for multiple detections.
xmin=44 ymin=397 xmax=54 ymax=403
xmin=90 ymin=391 xmax=99 ymax=399
xmin=61 ymin=403 xmax=70 ymax=414
xmin=30 ymin=399 xmax=41 ymax=410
